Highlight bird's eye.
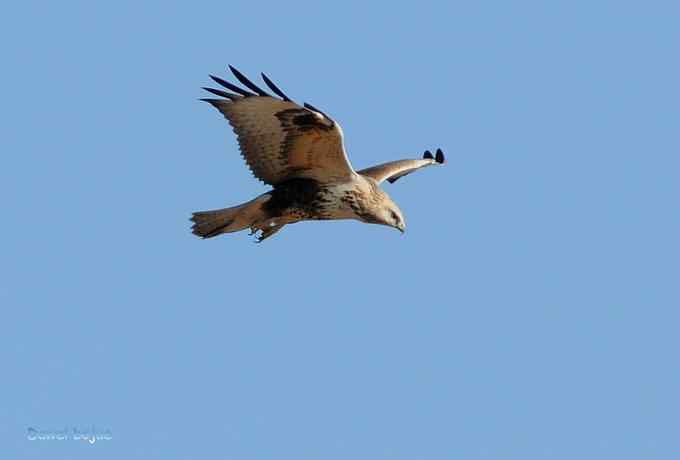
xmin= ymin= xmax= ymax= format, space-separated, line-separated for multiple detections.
xmin=390 ymin=211 xmax=399 ymax=221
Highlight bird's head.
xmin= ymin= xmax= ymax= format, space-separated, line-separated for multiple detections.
xmin=361 ymin=191 xmax=406 ymax=234
xmin=382 ymin=203 xmax=406 ymax=234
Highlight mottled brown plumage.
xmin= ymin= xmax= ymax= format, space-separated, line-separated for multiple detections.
xmin=192 ymin=66 xmax=445 ymax=242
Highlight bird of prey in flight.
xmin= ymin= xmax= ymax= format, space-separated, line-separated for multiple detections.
xmin=191 ymin=65 xmax=445 ymax=242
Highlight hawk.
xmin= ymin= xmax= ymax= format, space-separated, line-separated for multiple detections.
xmin=191 ymin=66 xmax=446 ymax=242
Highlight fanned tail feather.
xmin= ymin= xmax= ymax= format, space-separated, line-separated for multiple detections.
xmin=190 ymin=195 xmax=270 ymax=239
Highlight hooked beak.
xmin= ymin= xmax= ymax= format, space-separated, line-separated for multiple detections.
xmin=397 ymin=223 xmax=405 ymax=234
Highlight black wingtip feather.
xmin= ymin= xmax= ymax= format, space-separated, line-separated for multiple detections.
xmin=202 ymin=87 xmax=238 ymax=100
xmin=304 ymin=102 xmax=321 ymax=113
xmin=303 ymin=102 xmax=328 ymax=118
xmin=435 ymin=148 xmax=445 ymax=164
xmin=261 ymin=72 xmax=291 ymax=101
xmin=423 ymin=150 xmax=434 ymax=159
xmin=228 ymin=65 xmax=271 ymax=97
xmin=209 ymin=74 xmax=255 ymax=97
xmin=199 ymin=98 xmax=226 ymax=109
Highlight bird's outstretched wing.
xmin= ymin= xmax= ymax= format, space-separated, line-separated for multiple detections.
xmin=358 ymin=149 xmax=446 ymax=184
xmin=201 ymin=66 xmax=355 ymax=185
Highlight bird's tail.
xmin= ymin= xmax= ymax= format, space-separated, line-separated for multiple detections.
xmin=190 ymin=194 xmax=270 ymax=239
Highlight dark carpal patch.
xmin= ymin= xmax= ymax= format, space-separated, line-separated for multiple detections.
xmin=275 ymin=108 xmax=334 ymax=133
xmin=273 ymin=108 xmax=335 ymax=167
xmin=265 ymin=178 xmax=335 ymax=220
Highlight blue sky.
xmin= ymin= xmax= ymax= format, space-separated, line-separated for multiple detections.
xmin=2 ymin=1 xmax=679 ymax=458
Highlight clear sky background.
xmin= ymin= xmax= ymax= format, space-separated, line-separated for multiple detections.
xmin=2 ymin=1 xmax=679 ymax=459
